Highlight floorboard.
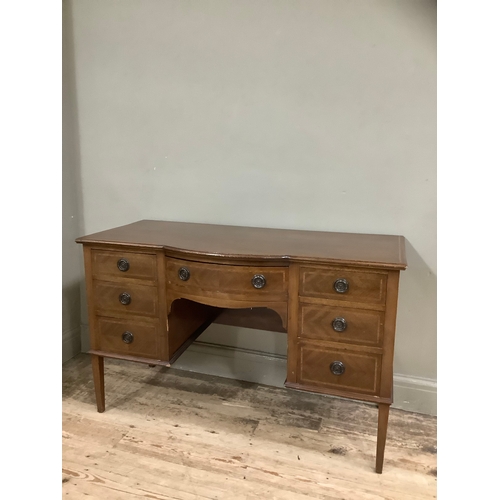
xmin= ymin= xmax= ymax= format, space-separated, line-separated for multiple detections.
xmin=62 ymin=354 xmax=437 ymax=499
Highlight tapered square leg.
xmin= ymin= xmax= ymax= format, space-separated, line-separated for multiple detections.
xmin=375 ymin=403 xmax=390 ymax=473
xmin=91 ymin=354 xmax=105 ymax=413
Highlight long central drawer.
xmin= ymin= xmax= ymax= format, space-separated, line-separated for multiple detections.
xmin=166 ymin=257 xmax=288 ymax=301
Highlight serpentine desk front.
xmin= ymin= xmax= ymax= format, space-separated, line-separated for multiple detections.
xmin=76 ymin=220 xmax=407 ymax=473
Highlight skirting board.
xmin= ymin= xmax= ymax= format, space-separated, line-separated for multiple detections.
xmin=175 ymin=341 xmax=437 ymax=416
xmin=63 ymin=326 xmax=81 ymax=363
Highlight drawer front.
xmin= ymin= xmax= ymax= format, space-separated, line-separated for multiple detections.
xmin=92 ymin=250 xmax=157 ymax=282
xmin=97 ymin=317 xmax=158 ymax=358
xmin=300 ymin=305 xmax=384 ymax=346
xmin=93 ymin=281 xmax=158 ymax=317
xmin=298 ymin=344 xmax=381 ymax=395
xmin=300 ymin=267 xmax=387 ymax=305
xmin=166 ymin=258 xmax=288 ymax=298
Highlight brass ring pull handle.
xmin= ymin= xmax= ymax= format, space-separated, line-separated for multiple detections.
xmin=178 ymin=267 xmax=190 ymax=281
xmin=117 ymin=258 xmax=130 ymax=272
xmin=330 ymin=361 xmax=345 ymax=376
xmin=333 ymin=278 xmax=349 ymax=293
xmin=332 ymin=317 xmax=347 ymax=332
xmin=119 ymin=292 xmax=131 ymax=305
xmin=122 ymin=331 xmax=134 ymax=344
xmin=251 ymin=274 xmax=266 ymax=289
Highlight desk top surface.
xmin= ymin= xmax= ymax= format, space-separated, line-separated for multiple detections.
xmin=76 ymin=220 xmax=407 ymax=270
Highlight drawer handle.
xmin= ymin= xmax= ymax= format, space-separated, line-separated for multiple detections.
xmin=178 ymin=267 xmax=190 ymax=281
xmin=122 ymin=331 xmax=134 ymax=344
xmin=330 ymin=361 xmax=345 ymax=376
xmin=251 ymin=274 xmax=266 ymax=289
xmin=333 ymin=278 xmax=349 ymax=293
xmin=119 ymin=292 xmax=131 ymax=305
xmin=332 ymin=317 xmax=347 ymax=332
xmin=117 ymin=258 xmax=130 ymax=272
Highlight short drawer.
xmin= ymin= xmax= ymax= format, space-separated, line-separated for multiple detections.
xmin=299 ymin=267 xmax=387 ymax=305
xmin=298 ymin=343 xmax=381 ymax=395
xmin=93 ymin=281 xmax=158 ymax=317
xmin=92 ymin=249 xmax=157 ymax=282
xmin=96 ymin=317 xmax=158 ymax=358
xmin=300 ymin=305 xmax=384 ymax=346
xmin=166 ymin=258 xmax=288 ymax=299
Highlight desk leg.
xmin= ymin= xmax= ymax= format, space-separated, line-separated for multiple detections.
xmin=91 ymin=354 xmax=105 ymax=413
xmin=375 ymin=403 xmax=390 ymax=473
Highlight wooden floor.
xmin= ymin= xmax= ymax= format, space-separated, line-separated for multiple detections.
xmin=62 ymin=354 xmax=437 ymax=499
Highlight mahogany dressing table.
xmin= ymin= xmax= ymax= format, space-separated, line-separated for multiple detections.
xmin=76 ymin=220 xmax=407 ymax=473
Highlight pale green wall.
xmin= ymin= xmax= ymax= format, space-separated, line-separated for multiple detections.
xmin=66 ymin=0 xmax=436 ymax=412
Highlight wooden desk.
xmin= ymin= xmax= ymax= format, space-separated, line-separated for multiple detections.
xmin=76 ymin=220 xmax=407 ymax=473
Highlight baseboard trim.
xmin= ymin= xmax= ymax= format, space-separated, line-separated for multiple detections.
xmin=62 ymin=326 xmax=81 ymax=363
xmin=81 ymin=323 xmax=90 ymax=353
xmin=177 ymin=341 xmax=436 ymax=415
xmin=392 ymin=373 xmax=437 ymax=416
xmin=173 ymin=341 xmax=288 ymax=389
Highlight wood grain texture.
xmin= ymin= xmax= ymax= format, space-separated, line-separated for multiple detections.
xmin=96 ymin=316 xmax=159 ymax=359
xmin=88 ymin=350 xmax=170 ymax=367
xmin=76 ymin=221 xmax=408 ymax=473
xmin=93 ymin=280 xmax=159 ymax=318
xmin=300 ymin=266 xmax=388 ymax=305
xmin=284 ymin=381 xmax=392 ymax=405
xmin=92 ymin=249 xmax=157 ymax=282
xmin=83 ymin=246 xmax=99 ymax=351
xmin=286 ymin=263 xmax=300 ymax=384
xmin=76 ymin=220 xmax=407 ymax=269
xmin=166 ymin=257 xmax=289 ymax=300
xmin=376 ymin=404 xmax=391 ymax=474
xmin=155 ymin=249 xmax=169 ymax=361
xmin=300 ymin=304 xmax=385 ymax=346
xmin=379 ymin=271 xmax=401 ymax=400
xmin=214 ymin=307 xmax=287 ymax=333
xmin=298 ymin=343 xmax=382 ymax=395
xmin=166 ymin=291 xmax=288 ymax=332
xmin=167 ymin=299 xmax=220 ymax=359
xmin=90 ymin=354 xmax=105 ymax=413
xmin=63 ymin=354 xmax=436 ymax=499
